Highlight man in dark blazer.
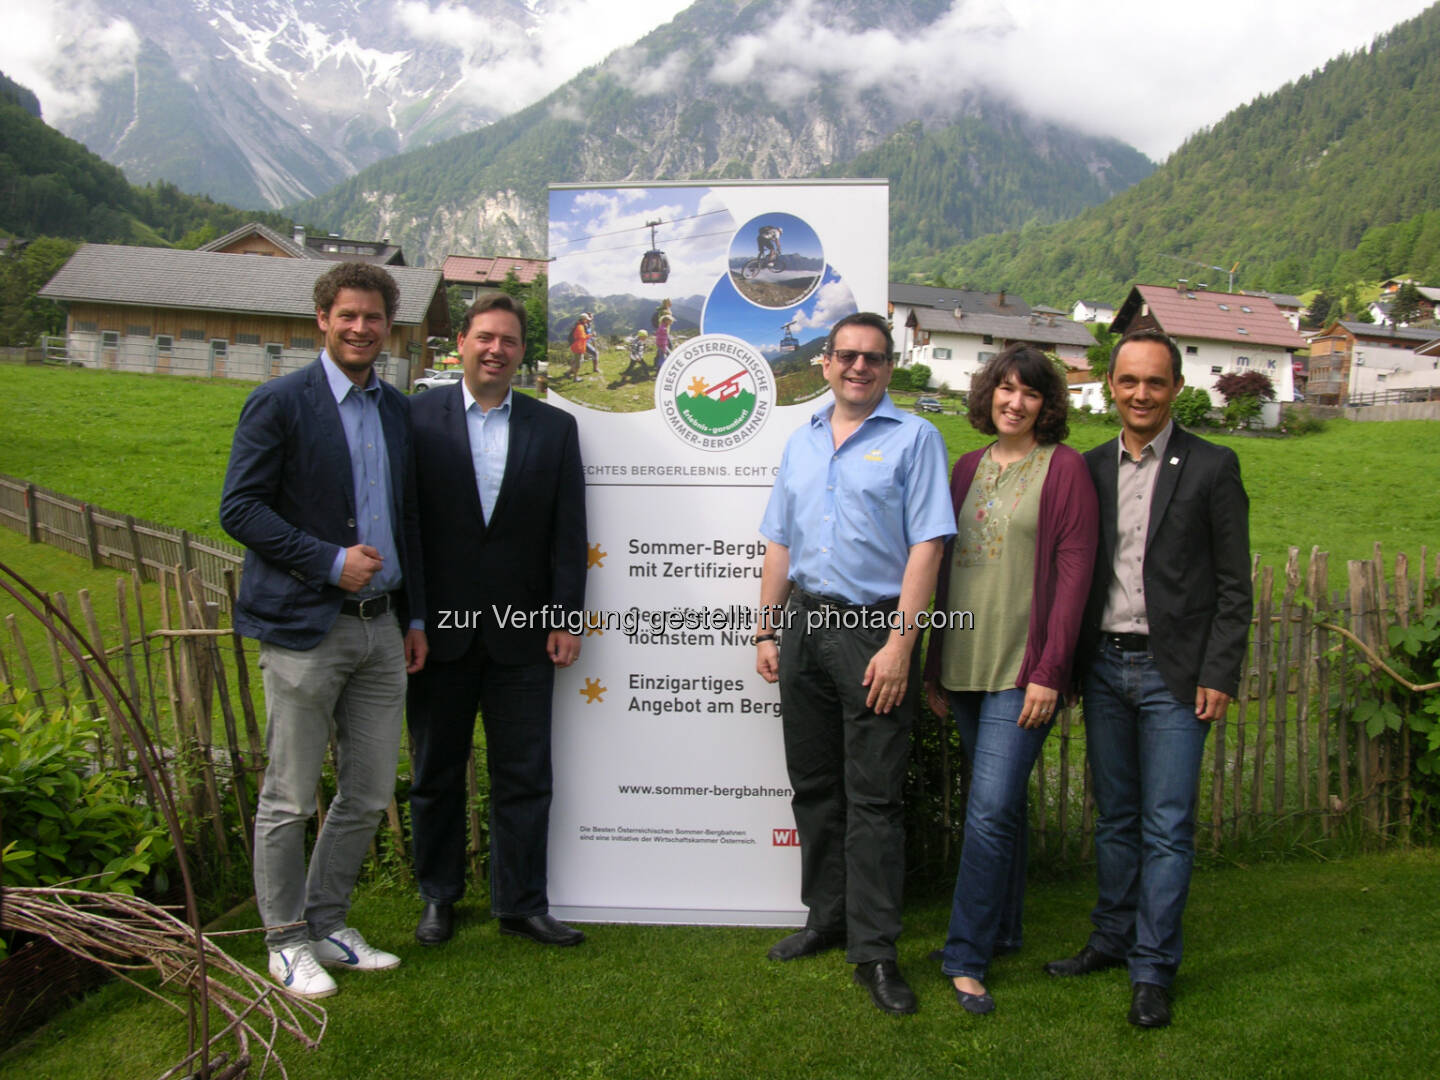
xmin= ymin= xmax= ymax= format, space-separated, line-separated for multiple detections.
xmin=407 ymin=292 xmax=588 ymax=948
xmin=1045 ymin=328 xmax=1251 ymax=1028
xmin=221 ymin=261 xmax=427 ymax=1000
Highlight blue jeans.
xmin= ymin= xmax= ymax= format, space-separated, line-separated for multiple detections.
xmin=940 ymin=689 xmax=1051 ymax=981
xmin=1083 ymin=641 xmax=1209 ymax=988
xmin=253 ymin=612 xmax=406 ymax=948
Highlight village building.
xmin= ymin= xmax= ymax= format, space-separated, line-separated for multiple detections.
xmin=1110 ymin=284 xmax=1306 ymax=408
xmin=442 ymin=255 xmax=549 ymax=305
xmin=39 ymin=244 xmax=447 ymax=388
xmin=1306 ymin=320 xmax=1440 ymax=405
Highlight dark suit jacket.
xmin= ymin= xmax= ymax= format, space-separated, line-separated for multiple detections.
xmin=410 ymin=384 xmax=587 ymax=666
xmin=219 ymin=358 xmax=424 ymax=650
xmin=1078 ymin=424 xmax=1252 ymax=702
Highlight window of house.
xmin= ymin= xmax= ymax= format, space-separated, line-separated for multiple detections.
xmin=932 ymin=347 xmax=952 ymax=360
xmin=1185 ymin=345 xmax=1198 ymax=355
xmin=126 ymin=324 xmax=150 ymax=337
xmin=290 ymin=335 xmax=314 ymax=350
xmin=101 ymin=331 xmax=119 ymax=347
xmin=236 ymin=333 xmax=260 ymax=345
xmin=1241 ymin=306 xmax=1253 ymax=313
xmin=265 ymin=344 xmax=283 ymax=361
xmin=180 ymin=328 xmax=205 ymax=340
xmin=75 ymin=320 xmax=98 ymax=332
xmin=1218 ymin=304 xmax=1230 ymax=311
xmin=210 ymin=340 xmax=228 ymax=357
xmin=978 ymin=351 xmax=997 ymax=365
xmin=156 ymin=335 xmax=173 ymax=353
xmin=982 ymin=335 xmax=994 ymax=345
xmin=1211 ymin=366 xmax=1223 ymax=375
xmin=1237 ymin=327 xmax=1249 ymax=334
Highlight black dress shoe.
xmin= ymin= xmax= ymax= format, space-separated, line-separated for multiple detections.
xmin=767 ymin=928 xmax=844 ymax=961
xmin=1043 ymin=944 xmax=1125 ymax=977
xmin=498 ymin=913 xmax=586 ymax=946
xmin=414 ymin=902 xmax=454 ymax=945
xmin=1128 ymin=982 xmax=1171 ymax=1028
xmin=853 ymin=959 xmax=918 ymax=1015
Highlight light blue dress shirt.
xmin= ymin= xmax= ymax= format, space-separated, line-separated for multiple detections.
xmin=760 ymin=394 xmax=955 ymax=605
xmin=463 ymin=383 xmax=511 ymax=520
xmin=320 ymin=352 xmax=402 ymax=597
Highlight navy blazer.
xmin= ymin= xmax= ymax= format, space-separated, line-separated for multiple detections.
xmin=410 ymin=384 xmax=587 ymax=666
xmin=220 ymin=358 xmax=424 ymax=649
xmin=1078 ymin=424 xmax=1252 ymax=701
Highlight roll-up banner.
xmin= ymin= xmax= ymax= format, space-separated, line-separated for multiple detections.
xmin=545 ymin=180 xmax=888 ymax=924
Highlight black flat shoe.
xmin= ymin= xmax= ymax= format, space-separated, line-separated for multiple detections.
xmin=498 ymin=913 xmax=585 ymax=946
xmin=414 ymin=902 xmax=454 ymax=945
xmin=767 ymin=927 xmax=844 ymax=961
xmin=853 ymin=959 xmax=917 ymax=1015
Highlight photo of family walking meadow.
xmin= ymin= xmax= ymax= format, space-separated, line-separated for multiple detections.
xmin=2 ymin=1 xmax=1440 ymax=1078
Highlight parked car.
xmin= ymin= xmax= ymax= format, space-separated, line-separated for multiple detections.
xmin=413 ymin=369 xmax=463 ymax=393
xmin=915 ymin=395 xmax=943 ymax=413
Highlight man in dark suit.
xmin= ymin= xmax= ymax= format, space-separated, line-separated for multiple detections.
xmin=1045 ymin=329 xmax=1251 ymax=1028
xmin=221 ymin=262 xmax=427 ymax=999
xmin=407 ymin=292 xmax=588 ymax=947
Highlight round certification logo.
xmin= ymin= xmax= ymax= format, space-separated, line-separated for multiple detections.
xmin=656 ymin=334 xmax=775 ymax=451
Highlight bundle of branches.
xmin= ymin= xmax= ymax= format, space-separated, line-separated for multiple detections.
xmin=0 ymin=886 xmax=325 ymax=1079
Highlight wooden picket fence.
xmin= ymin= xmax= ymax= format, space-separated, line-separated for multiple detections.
xmin=0 ymin=473 xmax=243 ymax=611
xmin=909 ymin=543 xmax=1438 ymax=877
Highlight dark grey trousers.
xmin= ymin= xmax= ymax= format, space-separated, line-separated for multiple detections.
xmin=777 ymin=607 xmax=916 ymax=963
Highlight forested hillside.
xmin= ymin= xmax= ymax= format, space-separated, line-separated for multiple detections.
xmin=908 ymin=4 xmax=1440 ymax=305
xmin=0 ymin=71 xmax=290 ymax=248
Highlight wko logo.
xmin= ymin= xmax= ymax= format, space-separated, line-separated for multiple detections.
xmin=772 ymin=828 xmax=800 ymax=847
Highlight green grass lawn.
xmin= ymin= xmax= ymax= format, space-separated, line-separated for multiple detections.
xmin=3 ymin=849 xmax=1436 ymax=1079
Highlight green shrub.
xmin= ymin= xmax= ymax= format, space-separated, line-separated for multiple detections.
xmin=907 ymin=363 xmax=932 ymax=390
xmin=1173 ymin=386 xmax=1213 ymax=426
xmin=1223 ymin=393 xmax=1263 ymax=429
xmin=889 ymin=366 xmax=913 ymax=392
xmin=1280 ymin=405 xmax=1327 ymax=435
xmin=0 ymin=692 xmax=173 ymax=953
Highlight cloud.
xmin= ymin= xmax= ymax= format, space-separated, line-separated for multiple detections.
xmin=0 ymin=2 xmax=139 ymax=122
xmin=702 ymin=0 xmax=1434 ymax=160
xmin=793 ymin=278 xmax=853 ymax=334
xmin=394 ymin=0 xmax=693 ymax=116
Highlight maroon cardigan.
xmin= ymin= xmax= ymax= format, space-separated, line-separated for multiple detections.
xmin=923 ymin=443 xmax=1100 ymax=694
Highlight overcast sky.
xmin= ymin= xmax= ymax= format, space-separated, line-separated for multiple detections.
xmin=2 ymin=1 xmax=1433 ymax=161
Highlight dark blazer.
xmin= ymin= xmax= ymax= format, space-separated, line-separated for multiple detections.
xmin=410 ymin=384 xmax=587 ymax=666
xmin=1078 ymin=424 xmax=1252 ymax=702
xmin=219 ymin=358 xmax=424 ymax=650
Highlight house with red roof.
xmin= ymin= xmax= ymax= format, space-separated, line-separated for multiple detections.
xmin=1110 ymin=284 xmax=1306 ymax=403
xmin=442 ymin=255 xmax=549 ymax=305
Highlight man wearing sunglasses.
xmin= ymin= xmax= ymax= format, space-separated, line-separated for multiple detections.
xmin=756 ymin=312 xmax=955 ymax=1015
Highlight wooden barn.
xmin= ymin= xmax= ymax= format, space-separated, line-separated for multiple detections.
xmin=38 ymin=244 xmax=447 ymax=388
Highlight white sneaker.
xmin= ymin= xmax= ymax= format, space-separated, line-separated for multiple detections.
xmin=311 ymin=926 xmax=401 ymax=971
xmin=268 ymin=944 xmax=338 ymax=999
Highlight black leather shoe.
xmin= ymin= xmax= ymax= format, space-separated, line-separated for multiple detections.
xmin=1128 ymin=982 xmax=1171 ymax=1028
xmin=414 ymin=902 xmax=454 ymax=945
xmin=498 ymin=913 xmax=585 ymax=946
xmin=1043 ymin=944 xmax=1125 ymax=977
xmin=767 ymin=928 xmax=844 ymax=961
xmin=853 ymin=959 xmax=918 ymax=1015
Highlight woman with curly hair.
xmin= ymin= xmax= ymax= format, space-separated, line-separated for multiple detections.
xmin=924 ymin=343 xmax=1099 ymax=1015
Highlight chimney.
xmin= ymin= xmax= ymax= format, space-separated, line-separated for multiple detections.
xmin=1176 ymin=279 xmax=1188 ymax=293
xmin=953 ymin=304 xmax=963 ymax=320
xmin=998 ymin=290 xmax=1007 ymax=307
xmin=293 ymin=224 xmax=306 ymax=246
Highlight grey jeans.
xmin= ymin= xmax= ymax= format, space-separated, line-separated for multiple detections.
xmin=254 ymin=611 xmax=406 ymax=948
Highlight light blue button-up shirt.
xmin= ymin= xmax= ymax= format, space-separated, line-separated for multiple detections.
xmin=320 ymin=352 xmax=402 ymax=597
xmin=463 ymin=383 xmax=511 ymax=520
xmin=760 ymin=394 xmax=955 ymax=605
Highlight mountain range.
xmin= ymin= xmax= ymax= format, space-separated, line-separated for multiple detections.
xmin=42 ymin=0 xmax=539 ymax=210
